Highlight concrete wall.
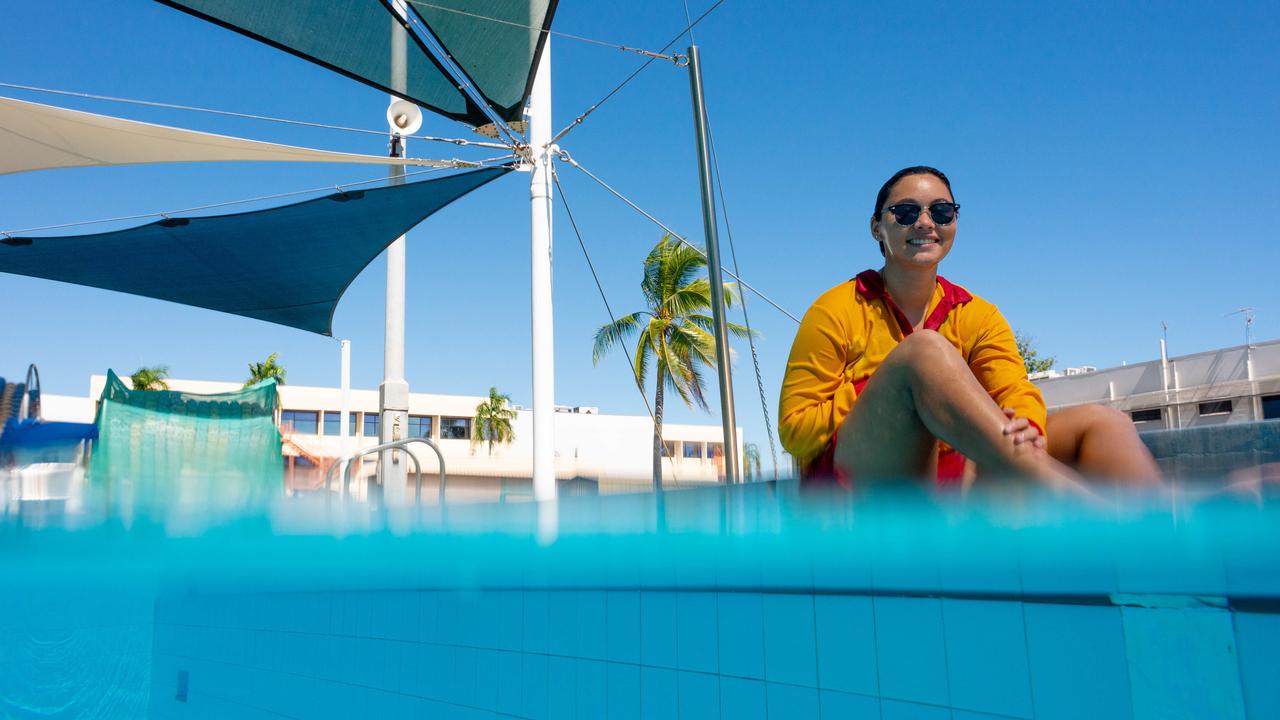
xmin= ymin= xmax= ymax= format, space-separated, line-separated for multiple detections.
xmin=1036 ymin=340 xmax=1280 ymax=430
xmin=1140 ymin=420 xmax=1280 ymax=478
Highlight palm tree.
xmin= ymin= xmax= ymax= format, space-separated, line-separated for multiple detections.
xmin=129 ymin=365 xmax=170 ymax=391
xmin=593 ymin=234 xmax=752 ymax=489
xmin=744 ymin=442 xmax=762 ymax=481
xmin=473 ymin=386 xmax=517 ymax=456
xmin=245 ymin=352 xmax=286 ymax=387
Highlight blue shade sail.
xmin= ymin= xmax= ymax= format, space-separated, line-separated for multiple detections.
xmin=156 ymin=0 xmax=557 ymax=126
xmin=0 ymin=167 xmax=510 ymax=335
xmin=406 ymin=0 xmax=557 ymax=122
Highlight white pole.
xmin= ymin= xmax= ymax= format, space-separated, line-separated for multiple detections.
xmin=337 ymin=335 xmax=353 ymax=491
xmin=340 ymin=339 xmax=351 ymax=482
xmin=380 ymin=1 xmax=410 ymax=505
xmin=1160 ymin=338 xmax=1169 ymax=393
xmin=529 ymin=39 xmax=556 ymax=507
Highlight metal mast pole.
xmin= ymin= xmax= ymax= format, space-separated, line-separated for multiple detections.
xmin=529 ymin=39 xmax=557 ymax=505
xmin=686 ymin=45 xmax=740 ymax=484
xmin=380 ymin=1 xmax=411 ymax=505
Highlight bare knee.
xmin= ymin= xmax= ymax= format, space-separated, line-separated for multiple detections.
xmin=1053 ymin=404 xmax=1135 ymax=437
xmin=1047 ymin=404 xmax=1160 ymax=483
xmin=884 ymin=330 xmax=965 ymax=379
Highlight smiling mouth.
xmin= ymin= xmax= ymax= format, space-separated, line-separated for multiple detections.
xmin=907 ymin=238 xmax=938 ymax=246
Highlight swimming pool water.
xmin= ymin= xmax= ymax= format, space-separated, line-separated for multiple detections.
xmin=3 ymin=482 xmax=1278 ymax=719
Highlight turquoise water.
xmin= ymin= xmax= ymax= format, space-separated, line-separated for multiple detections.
xmin=3 ymin=482 xmax=1279 ymax=718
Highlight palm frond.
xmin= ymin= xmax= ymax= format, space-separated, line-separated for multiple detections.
xmin=663 ymin=282 xmax=714 ymax=318
xmin=686 ymin=361 xmax=709 ymax=410
xmin=592 ymin=311 xmax=646 ymax=365
xmin=632 ymin=325 xmax=654 ymax=390
xmin=686 ymin=313 xmax=756 ymax=341
xmin=660 ymin=340 xmax=704 ymax=410
xmin=660 ymin=243 xmax=707 ymax=303
xmin=640 ymin=236 xmax=673 ymax=304
xmin=129 ymin=365 xmax=171 ymax=391
xmin=723 ymin=281 xmax=744 ymax=306
xmin=669 ymin=322 xmax=717 ymax=369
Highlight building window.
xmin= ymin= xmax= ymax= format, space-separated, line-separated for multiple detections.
xmin=281 ymin=410 xmax=318 ymax=434
xmin=322 ymin=411 xmax=358 ymax=436
xmin=363 ymin=412 xmax=380 ymax=438
xmin=1264 ymin=395 xmax=1280 ymax=421
xmin=1130 ymin=408 xmax=1162 ymax=423
xmin=1198 ymin=400 xmax=1233 ymax=416
xmin=440 ymin=416 xmax=471 ymax=440
xmin=683 ymin=442 xmax=703 ymax=459
xmin=662 ymin=440 xmax=677 ymax=458
xmin=408 ymin=415 xmax=434 ymax=439
xmin=708 ymin=442 xmax=724 ymax=459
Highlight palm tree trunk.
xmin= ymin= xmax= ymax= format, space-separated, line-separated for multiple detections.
xmin=652 ymin=376 xmax=664 ymax=491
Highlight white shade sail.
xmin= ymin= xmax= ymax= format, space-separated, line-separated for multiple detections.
xmin=0 ymin=95 xmax=458 ymax=176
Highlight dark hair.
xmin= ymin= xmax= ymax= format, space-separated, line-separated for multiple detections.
xmin=870 ymin=166 xmax=955 ymax=256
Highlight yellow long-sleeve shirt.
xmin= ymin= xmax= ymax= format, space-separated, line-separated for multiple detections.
xmin=778 ymin=270 xmax=1045 ymax=472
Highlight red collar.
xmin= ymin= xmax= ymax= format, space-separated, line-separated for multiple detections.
xmin=854 ymin=269 xmax=973 ymax=336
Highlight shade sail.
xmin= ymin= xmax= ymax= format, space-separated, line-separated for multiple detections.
xmin=407 ymin=0 xmax=557 ymax=122
xmin=157 ymin=0 xmax=556 ymax=126
xmin=0 ymin=96 xmax=458 ymax=176
xmin=156 ymin=0 xmax=465 ymax=125
xmin=0 ymin=167 xmax=509 ymax=335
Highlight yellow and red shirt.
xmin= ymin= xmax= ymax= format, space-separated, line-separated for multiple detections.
xmin=778 ymin=270 xmax=1045 ymax=482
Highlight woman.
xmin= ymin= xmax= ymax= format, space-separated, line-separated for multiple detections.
xmin=778 ymin=166 xmax=1159 ymax=492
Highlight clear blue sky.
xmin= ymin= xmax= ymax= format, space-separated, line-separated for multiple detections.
xmin=3 ymin=1 xmax=1278 ymax=467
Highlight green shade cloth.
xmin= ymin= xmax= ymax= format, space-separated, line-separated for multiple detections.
xmin=407 ymin=0 xmax=556 ymax=122
xmin=157 ymin=0 xmax=556 ymax=126
xmin=0 ymin=167 xmax=510 ymax=335
xmin=90 ymin=369 xmax=283 ymax=511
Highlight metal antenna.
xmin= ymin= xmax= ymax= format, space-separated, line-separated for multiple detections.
xmin=1226 ymin=307 xmax=1256 ymax=348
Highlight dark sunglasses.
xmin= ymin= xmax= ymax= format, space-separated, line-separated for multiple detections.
xmin=883 ymin=202 xmax=960 ymax=226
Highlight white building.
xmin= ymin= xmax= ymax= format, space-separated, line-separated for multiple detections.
xmin=1033 ymin=339 xmax=1280 ymax=432
xmin=42 ymin=376 xmax=744 ymax=501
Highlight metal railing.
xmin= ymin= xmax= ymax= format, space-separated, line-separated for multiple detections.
xmin=320 ymin=437 xmax=446 ymax=506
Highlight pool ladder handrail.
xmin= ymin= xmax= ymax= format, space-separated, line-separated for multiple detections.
xmin=321 ymin=437 xmax=446 ymax=506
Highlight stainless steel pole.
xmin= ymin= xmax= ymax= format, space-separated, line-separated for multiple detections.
xmin=686 ymin=45 xmax=740 ymax=484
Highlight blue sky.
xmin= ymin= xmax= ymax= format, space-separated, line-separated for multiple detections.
xmin=2 ymin=1 xmax=1278 ymax=467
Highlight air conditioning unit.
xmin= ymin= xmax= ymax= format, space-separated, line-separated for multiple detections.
xmin=574 ymin=406 xmax=599 ymax=414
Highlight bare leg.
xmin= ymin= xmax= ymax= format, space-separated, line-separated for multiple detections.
xmin=833 ymin=330 xmax=1080 ymax=488
xmin=1046 ymin=405 xmax=1162 ymax=486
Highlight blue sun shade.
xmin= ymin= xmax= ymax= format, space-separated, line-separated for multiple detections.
xmin=157 ymin=0 xmax=557 ymax=126
xmin=0 ymin=167 xmax=509 ymax=335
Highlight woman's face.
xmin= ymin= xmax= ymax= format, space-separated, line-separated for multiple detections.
xmin=870 ymin=173 xmax=957 ymax=269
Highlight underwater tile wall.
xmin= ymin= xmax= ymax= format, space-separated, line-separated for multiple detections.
xmin=149 ymin=588 xmax=1270 ymax=719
